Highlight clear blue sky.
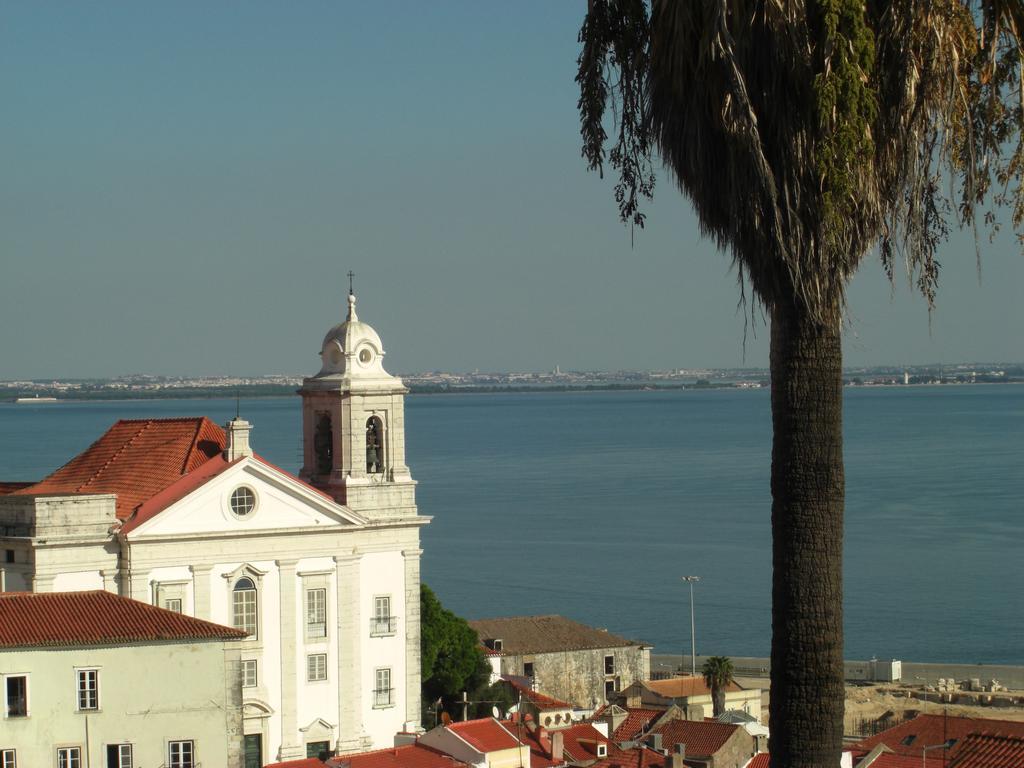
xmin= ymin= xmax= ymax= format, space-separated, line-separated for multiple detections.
xmin=2 ymin=2 xmax=1021 ymax=379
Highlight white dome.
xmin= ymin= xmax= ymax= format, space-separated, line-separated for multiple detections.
xmin=314 ymin=294 xmax=389 ymax=378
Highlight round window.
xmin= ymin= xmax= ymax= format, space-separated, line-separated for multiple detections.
xmin=358 ymin=348 xmax=373 ymax=364
xmin=230 ymin=486 xmax=256 ymax=517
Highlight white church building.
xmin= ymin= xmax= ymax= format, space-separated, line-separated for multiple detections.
xmin=0 ymin=293 xmax=426 ymax=765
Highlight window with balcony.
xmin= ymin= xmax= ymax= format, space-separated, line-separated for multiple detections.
xmin=370 ymin=596 xmax=396 ymax=636
xmin=374 ymin=668 xmax=393 ymax=707
xmin=3 ymin=676 xmax=27 ymax=718
xmin=77 ymin=670 xmax=98 ymax=711
xmin=306 ymin=588 xmax=327 ymax=639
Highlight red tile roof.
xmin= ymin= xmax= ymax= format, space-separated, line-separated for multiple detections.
xmin=448 ymin=718 xmax=523 ymax=753
xmin=652 ymin=719 xmax=740 ymax=758
xmin=854 ymin=714 xmax=1024 ymax=757
xmin=0 ymin=482 xmax=34 ymax=495
xmin=13 ymin=418 xmax=225 ymax=520
xmin=595 ymin=706 xmax=667 ymax=741
xmin=748 ymin=755 xmax=770 ymax=768
xmin=561 ymin=723 xmax=617 ymax=762
xmin=642 ymin=676 xmax=742 ymax=698
xmin=949 ymin=733 xmax=1024 ymax=768
xmin=588 ymin=746 xmax=666 ymax=768
xmin=852 ymin=753 xmax=945 ymax=768
xmin=327 ymin=744 xmax=469 ymax=768
xmin=469 ymin=615 xmax=644 ymax=654
xmin=0 ymin=590 xmax=246 ymax=647
xmin=265 ymin=760 xmax=327 ymax=768
xmin=503 ymin=676 xmax=573 ymax=710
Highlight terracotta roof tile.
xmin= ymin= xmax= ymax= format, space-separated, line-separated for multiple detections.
xmin=0 ymin=482 xmax=34 ymax=495
xmin=643 ymin=676 xmax=742 ymax=698
xmin=748 ymin=755 xmax=771 ymax=768
xmin=14 ymin=418 xmax=225 ymax=520
xmin=265 ymin=760 xmax=328 ymax=768
xmin=652 ymin=719 xmax=740 ymax=758
xmin=447 ymin=718 xmax=523 ymax=753
xmin=588 ymin=746 xmax=666 ymax=768
xmin=0 ymin=590 xmax=246 ymax=647
xmin=469 ymin=615 xmax=644 ymax=655
xmin=948 ymin=733 xmax=1024 ymax=768
xmin=503 ymin=676 xmax=573 ymax=710
xmin=326 ymin=744 xmax=469 ymax=768
xmin=595 ymin=706 xmax=667 ymax=741
xmin=854 ymin=714 xmax=1024 ymax=757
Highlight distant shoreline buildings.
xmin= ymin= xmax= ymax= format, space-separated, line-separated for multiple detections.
xmin=3 ymin=362 xmax=1022 ymax=401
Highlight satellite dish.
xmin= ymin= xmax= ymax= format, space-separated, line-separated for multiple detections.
xmin=492 ymin=706 xmax=500 ymax=719
xmin=441 ymin=711 xmax=452 ymax=726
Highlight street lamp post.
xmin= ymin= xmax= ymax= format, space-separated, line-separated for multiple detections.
xmin=682 ymin=576 xmax=701 ymax=677
xmin=922 ymin=740 xmax=952 ymax=768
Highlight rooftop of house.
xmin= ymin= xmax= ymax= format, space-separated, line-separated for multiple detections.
xmin=948 ymin=733 xmax=1024 ymax=768
xmin=639 ymin=676 xmax=744 ymax=698
xmin=748 ymin=755 xmax=770 ymax=768
xmin=588 ymin=745 xmax=667 ymax=768
xmin=468 ymin=615 xmax=645 ymax=655
xmin=503 ymin=676 xmax=573 ymax=711
xmin=8 ymin=417 xmax=226 ymax=520
xmin=326 ymin=744 xmax=469 ymax=768
xmin=652 ymin=718 xmax=742 ymax=758
xmin=593 ymin=704 xmax=669 ymax=741
xmin=0 ymin=590 xmax=246 ymax=648
xmin=854 ymin=714 xmax=1024 ymax=757
xmin=265 ymin=760 xmax=329 ymax=768
xmin=446 ymin=718 xmax=523 ymax=753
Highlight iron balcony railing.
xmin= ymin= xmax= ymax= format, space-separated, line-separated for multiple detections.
xmin=369 ymin=616 xmax=398 ymax=636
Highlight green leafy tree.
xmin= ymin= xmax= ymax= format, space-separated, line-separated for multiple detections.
xmin=420 ymin=584 xmax=490 ymax=718
xmin=577 ymin=2 xmax=1024 ymax=765
xmin=702 ymin=656 xmax=735 ymax=718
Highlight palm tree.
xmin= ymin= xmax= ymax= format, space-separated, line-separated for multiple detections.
xmin=702 ymin=656 xmax=735 ymax=719
xmin=577 ymin=2 xmax=1024 ymax=766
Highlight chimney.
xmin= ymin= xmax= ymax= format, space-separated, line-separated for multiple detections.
xmin=550 ymin=731 xmax=563 ymax=763
xmin=224 ymin=418 xmax=253 ymax=461
xmin=671 ymin=743 xmax=686 ymax=768
xmin=607 ymin=708 xmax=627 ymax=737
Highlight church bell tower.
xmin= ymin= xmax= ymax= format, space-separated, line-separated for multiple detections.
xmin=298 ymin=288 xmax=416 ymax=519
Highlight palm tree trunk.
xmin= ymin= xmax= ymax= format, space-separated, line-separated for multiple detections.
xmin=768 ymin=301 xmax=845 ymax=768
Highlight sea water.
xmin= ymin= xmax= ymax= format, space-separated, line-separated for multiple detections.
xmin=1 ymin=384 xmax=1021 ymax=663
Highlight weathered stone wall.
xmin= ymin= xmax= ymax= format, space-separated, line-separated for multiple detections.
xmin=708 ymin=727 xmax=755 ymax=768
xmin=500 ymin=645 xmax=649 ymax=708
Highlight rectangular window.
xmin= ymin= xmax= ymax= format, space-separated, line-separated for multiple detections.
xmin=1 ymin=749 xmax=15 ymax=768
xmin=523 ymin=662 xmax=534 ymax=679
xmin=306 ymin=588 xmax=327 ymax=639
xmin=605 ymin=654 xmax=615 ymax=675
xmin=232 ymin=586 xmax=257 ymax=637
xmin=370 ymin=596 xmax=396 ymax=636
xmin=307 ymin=653 xmax=327 ymax=682
xmin=106 ymin=744 xmax=132 ymax=768
xmin=164 ymin=598 xmax=182 ymax=614
xmin=242 ymin=659 xmax=258 ymax=688
xmin=3 ymin=550 xmax=13 ymax=564
xmin=77 ymin=670 xmax=98 ymax=711
xmin=4 ymin=676 xmax=27 ymax=717
xmin=168 ymin=741 xmax=194 ymax=768
xmin=605 ymin=678 xmax=616 ymax=697
xmin=57 ymin=747 xmax=81 ymax=768
xmin=374 ymin=667 xmax=392 ymax=707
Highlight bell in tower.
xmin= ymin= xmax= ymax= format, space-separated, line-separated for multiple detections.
xmin=298 ymin=284 xmax=417 ymax=520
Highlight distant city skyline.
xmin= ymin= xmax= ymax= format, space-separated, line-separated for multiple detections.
xmin=2 ymin=2 xmax=1023 ymax=380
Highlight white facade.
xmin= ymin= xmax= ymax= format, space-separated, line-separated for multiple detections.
xmin=0 ymin=293 xmax=427 ymax=764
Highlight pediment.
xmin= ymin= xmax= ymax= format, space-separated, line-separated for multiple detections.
xmin=127 ymin=456 xmax=366 ymax=538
